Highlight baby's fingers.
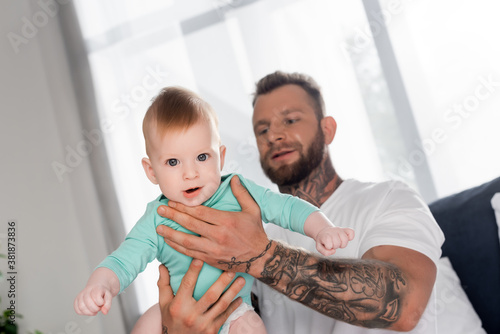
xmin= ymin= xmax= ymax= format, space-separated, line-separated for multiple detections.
xmin=320 ymin=234 xmax=334 ymax=250
xmin=338 ymin=228 xmax=354 ymax=248
xmin=82 ymin=288 xmax=107 ymax=315
xmin=74 ymin=296 xmax=85 ymax=315
xmin=100 ymin=290 xmax=113 ymax=315
xmin=316 ymin=241 xmax=336 ymax=257
xmin=75 ymin=293 xmax=99 ymax=316
xmin=345 ymin=228 xmax=355 ymax=241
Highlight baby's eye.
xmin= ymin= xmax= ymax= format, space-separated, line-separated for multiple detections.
xmin=166 ymin=159 xmax=179 ymax=166
xmin=197 ymin=153 xmax=209 ymax=161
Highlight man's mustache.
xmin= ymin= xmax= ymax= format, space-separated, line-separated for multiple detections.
xmin=266 ymin=143 xmax=302 ymax=160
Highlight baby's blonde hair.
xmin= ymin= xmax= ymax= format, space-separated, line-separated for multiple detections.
xmin=143 ymin=87 xmax=219 ymax=155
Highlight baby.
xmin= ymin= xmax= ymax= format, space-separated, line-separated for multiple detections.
xmin=74 ymin=87 xmax=354 ymax=333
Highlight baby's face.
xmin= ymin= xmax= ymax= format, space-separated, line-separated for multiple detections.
xmin=144 ymin=120 xmax=225 ymax=206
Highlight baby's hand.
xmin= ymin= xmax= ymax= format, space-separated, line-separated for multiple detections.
xmin=315 ymin=227 xmax=355 ymax=256
xmin=74 ymin=284 xmax=113 ymax=316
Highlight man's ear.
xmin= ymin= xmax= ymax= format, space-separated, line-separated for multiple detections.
xmin=321 ymin=116 xmax=337 ymax=145
xmin=219 ymin=145 xmax=227 ymax=170
xmin=142 ymin=158 xmax=158 ymax=184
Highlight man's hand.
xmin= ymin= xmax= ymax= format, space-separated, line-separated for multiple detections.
xmin=156 ymin=175 xmax=271 ymax=275
xmin=159 ymin=260 xmax=245 ymax=334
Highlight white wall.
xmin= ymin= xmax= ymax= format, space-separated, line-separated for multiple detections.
xmin=0 ymin=1 xmax=126 ymax=333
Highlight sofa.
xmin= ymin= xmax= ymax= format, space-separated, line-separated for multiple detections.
xmin=428 ymin=176 xmax=500 ymax=334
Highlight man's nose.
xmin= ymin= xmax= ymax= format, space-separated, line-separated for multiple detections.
xmin=267 ymin=124 xmax=285 ymax=144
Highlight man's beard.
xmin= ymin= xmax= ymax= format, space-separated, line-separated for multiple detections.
xmin=261 ymin=127 xmax=325 ymax=187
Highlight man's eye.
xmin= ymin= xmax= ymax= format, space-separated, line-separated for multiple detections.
xmin=285 ymin=118 xmax=298 ymax=125
xmin=258 ymin=128 xmax=269 ymax=136
xmin=197 ymin=153 xmax=208 ymax=161
xmin=167 ymin=159 xmax=178 ymax=166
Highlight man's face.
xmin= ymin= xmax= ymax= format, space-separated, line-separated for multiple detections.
xmin=252 ymin=84 xmax=325 ymax=186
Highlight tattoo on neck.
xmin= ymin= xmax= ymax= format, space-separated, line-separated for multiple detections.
xmin=259 ymin=242 xmax=406 ymax=328
xmin=162 ymin=325 xmax=168 ymax=334
xmin=218 ymin=240 xmax=273 ymax=273
xmin=280 ymin=155 xmax=342 ymax=207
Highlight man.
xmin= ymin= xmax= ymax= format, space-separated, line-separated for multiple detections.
xmin=150 ymin=71 xmax=444 ymax=333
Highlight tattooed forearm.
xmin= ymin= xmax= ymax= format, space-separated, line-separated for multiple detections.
xmin=218 ymin=240 xmax=273 ymax=273
xmin=259 ymin=242 xmax=407 ymax=328
xmin=162 ymin=325 xmax=168 ymax=334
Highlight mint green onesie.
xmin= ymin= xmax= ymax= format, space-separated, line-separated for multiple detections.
xmin=98 ymin=173 xmax=318 ymax=306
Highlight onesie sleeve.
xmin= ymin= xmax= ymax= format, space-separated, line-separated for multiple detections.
xmin=240 ymin=176 xmax=319 ymax=235
xmin=96 ymin=201 xmax=160 ymax=294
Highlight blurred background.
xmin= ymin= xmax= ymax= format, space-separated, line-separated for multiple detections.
xmin=1 ymin=0 xmax=499 ymax=333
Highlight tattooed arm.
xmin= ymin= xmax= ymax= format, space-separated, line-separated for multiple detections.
xmin=156 ymin=176 xmax=436 ymax=332
xmin=257 ymin=241 xmax=436 ymax=331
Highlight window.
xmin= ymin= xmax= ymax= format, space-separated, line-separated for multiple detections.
xmin=72 ymin=0 xmax=500 ymax=314
xmin=379 ymin=0 xmax=500 ymax=197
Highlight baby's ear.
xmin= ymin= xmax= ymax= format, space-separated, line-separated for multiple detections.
xmin=219 ymin=145 xmax=227 ymax=170
xmin=142 ymin=158 xmax=158 ymax=184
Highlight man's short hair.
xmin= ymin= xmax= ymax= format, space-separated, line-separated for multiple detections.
xmin=143 ymin=86 xmax=218 ymax=154
xmin=252 ymin=71 xmax=326 ymax=121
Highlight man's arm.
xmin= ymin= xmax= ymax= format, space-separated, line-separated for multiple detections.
xmin=156 ymin=176 xmax=436 ymax=331
xmin=257 ymin=241 xmax=435 ymax=331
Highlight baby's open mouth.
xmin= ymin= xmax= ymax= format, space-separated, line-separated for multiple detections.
xmin=185 ymin=187 xmax=200 ymax=194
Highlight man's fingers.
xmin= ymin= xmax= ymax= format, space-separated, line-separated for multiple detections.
xmin=219 ymin=296 xmax=244 ymax=319
xmin=164 ymin=239 xmax=211 ymax=263
xmin=158 ymin=264 xmax=174 ymax=307
xmin=196 ymin=271 xmax=237 ymax=311
xmin=205 ymin=275 xmax=246 ymax=319
xmin=214 ymin=297 xmax=244 ymax=329
xmin=157 ymin=205 xmax=215 ymax=234
xmin=157 ymin=225 xmax=212 ymax=260
xmin=230 ymin=175 xmax=260 ymax=215
xmin=156 ymin=224 xmax=175 ymax=238
xmin=160 ymin=200 xmax=231 ymax=228
xmin=156 ymin=224 xmax=203 ymax=251
xmin=175 ymin=259 xmax=204 ymax=299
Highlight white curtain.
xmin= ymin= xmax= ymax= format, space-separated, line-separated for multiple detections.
xmin=71 ymin=0 xmax=500 ymax=316
xmin=379 ymin=0 xmax=500 ymax=197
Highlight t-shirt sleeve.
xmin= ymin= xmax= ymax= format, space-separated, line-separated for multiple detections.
xmin=240 ymin=176 xmax=319 ymax=235
xmin=97 ymin=201 xmax=160 ymax=294
xmin=360 ymin=181 xmax=444 ymax=265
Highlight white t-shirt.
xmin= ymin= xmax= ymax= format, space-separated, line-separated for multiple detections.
xmin=253 ymin=179 xmax=445 ymax=334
